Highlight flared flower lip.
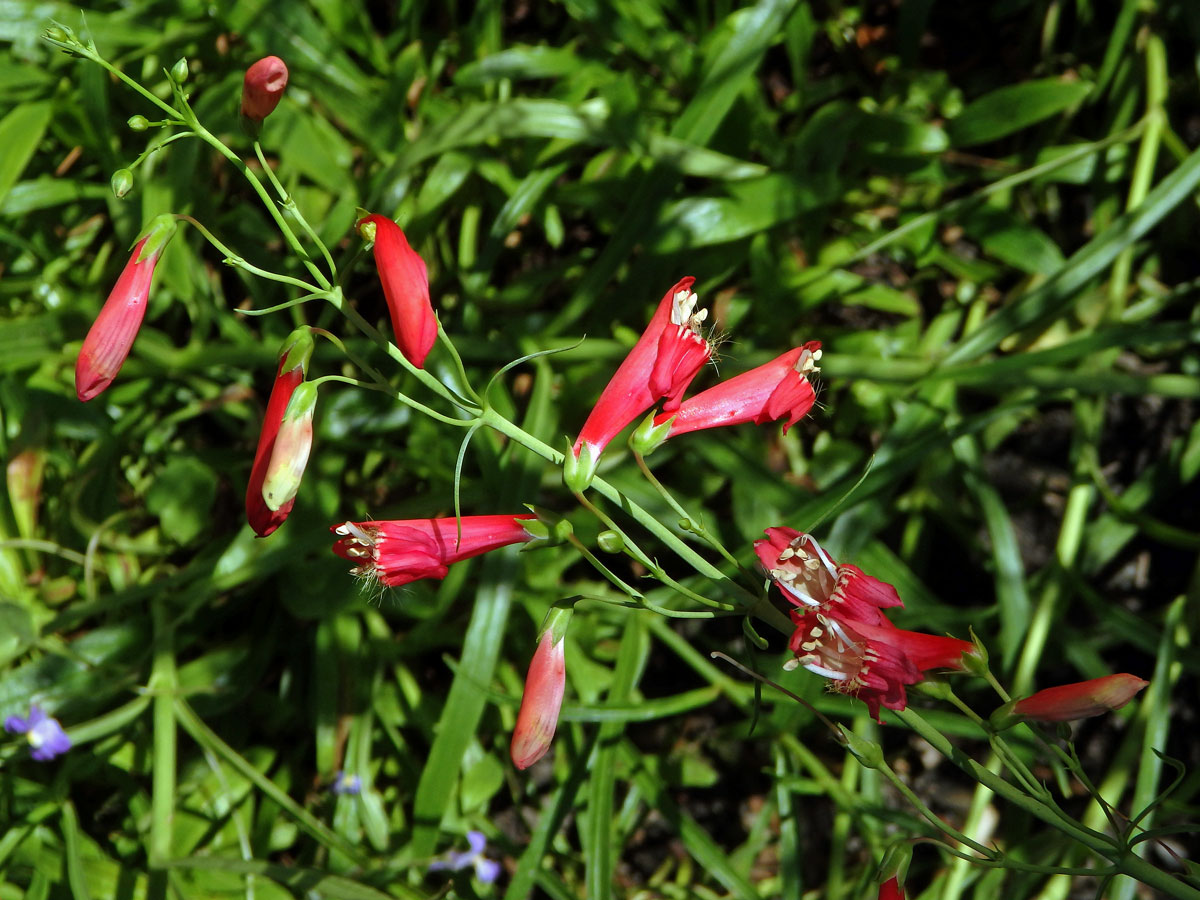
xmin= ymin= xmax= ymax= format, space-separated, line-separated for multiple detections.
xmin=656 ymin=341 xmax=821 ymax=439
xmin=331 ymin=515 xmax=537 ymax=587
xmin=572 ymin=276 xmax=713 ymax=460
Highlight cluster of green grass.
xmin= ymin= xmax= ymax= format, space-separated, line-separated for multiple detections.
xmin=2 ymin=1 xmax=1199 ymax=898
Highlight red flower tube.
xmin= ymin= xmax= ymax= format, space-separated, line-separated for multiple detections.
xmin=633 ymin=342 xmax=821 ymax=453
xmin=241 ymin=56 xmax=288 ymax=124
xmin=879 ymin=876 xmax=906 ymax=900
xmin=568 ymin=277 xmax=713 ymax=488
xmin=1008 ymin=673 xmax=1149 ymax=723
xmin=357 ymin=213 xmax=437 ymax=368
xmin=511 ymin=605 xmax=572 ymax=770
xmin=331 ymin=514 xmax=539 ymax=587
xmin=75 ymin=215 xmax=177 ymax=402
xmin=246 ymin=327 xmax=314 ymax=537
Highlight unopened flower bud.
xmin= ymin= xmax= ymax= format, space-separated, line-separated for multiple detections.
xmin=240 ymin=56 xmax=288 ymax=136
xmin=262 ymin=381 xmax=318 ymax=512
xmin=597 ymin=530 xmax=624 ymax=554
xmin=127 ymin=115 xmax=150 ymax=131
xmin=111 ymin=168 xmax=133 ymax=199
xmin=170 ymin=57 xmax=189 ymax=84
xmin=511 ymin=606 xmax=573 ymax=770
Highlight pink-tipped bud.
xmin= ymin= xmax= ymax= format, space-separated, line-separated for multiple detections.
xmin=511 ymin=606 xmax=572 ymax=770
xmin=247 ymin=327 xmax=314 ymax=537
xmin=241 ymin=56 xmax=288 ymax=125
xmin=1007 ymin=674 xmax=1149 ymax=723
xmin=261 ymin=381 xmax=317 ymax=512
xmin=75 ymin=215 xmax=177 ymax=401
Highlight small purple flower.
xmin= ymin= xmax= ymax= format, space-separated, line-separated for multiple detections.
xmin=4 ymin=705 xmax=72 ymax=761
xmin=331 ymin=771 xmax=362 ymax=795
xmin=428 ymin=830 xmax=501 ymax=883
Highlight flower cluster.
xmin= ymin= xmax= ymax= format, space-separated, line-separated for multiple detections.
xmin=755 ymin=527 xmax=975 ymax=721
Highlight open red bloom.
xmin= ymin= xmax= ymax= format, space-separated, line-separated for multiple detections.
xmin=241 ymin=56 xmax=288 ymax=123
xmin=787 ymin=609 xmax=974 ymax=722
xmin=1011 ymin=674 xmax=1148 ymax=722
xmin=331 ymin=514 xmax=538 ymax=587
xmin=75 ymin=215 xmax=177 ymax=401
xmin=358 ymin=213 xmax=437 ymax=368
xmin=569 ymin=277 xmax=713 ymax=486
xmin=755 ymin=527 xmax=902 ymax=625
xmin=247 ymin=328 xmax=313 ymax=537
xmin=650 ymin=342 xmax=820 ymax=442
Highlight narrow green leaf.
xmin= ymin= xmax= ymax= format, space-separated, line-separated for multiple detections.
xmin=948 ymin=79 xmax=1092 ymax=146
xmin=943 ymin=142 xmax=1200 ymax=365
xmin=0 ymin=102 xmax=51 ymax=206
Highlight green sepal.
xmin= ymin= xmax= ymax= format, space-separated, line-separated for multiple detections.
xmin=520 ymin=504 xmax=573 ymax=547
xmin=278 ymin=326 xmax=316 ymax=375
xmin=537 ymin=603 xmax=574 ymax=645
xmin=630 ymin=410 xmax=673 ymax=456
xmin=840 ymin=727 xmax=884 ymax=769
xmin=133 ymin=214 xmax=179 ymax=263
xmin=988 ymin=700 xmax=1022 ymax=732
xmin=563 ymin=438 xmax=599 ymax=492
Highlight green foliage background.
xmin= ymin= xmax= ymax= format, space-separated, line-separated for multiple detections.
xmin=2 ymin=1 xmax=1199 ymax=898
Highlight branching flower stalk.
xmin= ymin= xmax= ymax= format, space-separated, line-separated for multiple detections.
xmin=45 ymin=25 xmax=1199 ymax=900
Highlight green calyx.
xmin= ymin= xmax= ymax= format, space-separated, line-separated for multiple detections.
xmin=630 ymin=411 xmax=673 ymax=456
xmin=537 ymin=604 xmax=574 ymax=645
xmin=277 ymin=326 xmax=316 ymax=375
xmin=520 ymin=505 xmax=573 ymax=547
xmin=563 ymin=439 xmax=599 ymax=492
xmin=133 ymin=214 xmax=179 ymax=264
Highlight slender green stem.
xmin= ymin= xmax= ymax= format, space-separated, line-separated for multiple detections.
xmin=80 ymin=51 xmax=186 ymax=121
xmin=148 ymin=600 xmax=177 ymax=867
xmin=875 ymin=757 xmax=996 ymax=857
xmin=176 ymin=215 xmax=322 ymax=294
xmin=253 ymin=141 xmax=338 ymax=280
xmin=632 ymin=449 xmax=746 ymax=571
xmin=571 ymin=488 xmax=734 ymax=612
xmin=323 ymin=288 xmax=481 ymax=413
xmin=188 ymin=123 xmax=331 ymax=290
xmin=438 ymin=324 xmax=484 ymax=406
xmin=565 ymin=533 xmax=644 ymax=600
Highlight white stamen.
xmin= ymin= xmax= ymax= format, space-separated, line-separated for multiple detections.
xmin=782 ymin=658 xmax=800 ymax=671
xmin=804 ymin=662 xmax=850 ymax=681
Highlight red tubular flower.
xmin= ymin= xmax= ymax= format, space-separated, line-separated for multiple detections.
xmin=754 ymin=527 xmax=903 ymax=625
xmin=247 ymin=327 xmax=314 ymax=537
xmin=331 ymin=514 xmax=538 ymax=587
xmin=1010 ymin=674 xmax=1149 ymax=723
xmin=635 ymin=342 xmax=821 ymax=451
xmin=241 ymin=56 xmax=288 ymax=124
xmin=569 ymin=277 xmax=713 ymax=486
xmin=761 ymin=528 xmax=976 ymax=721
xmin=879 ymin=876 xmax=906 ymax=900
xmin=787 ymin=609 xmax=974 ymax=722
xmin=357 ymin=214 xmax=437 ymax=368
xmin=75 ymin=215 xmax=177 ymax=401
xmin=511 ymin=606 xmax=572 ymax=770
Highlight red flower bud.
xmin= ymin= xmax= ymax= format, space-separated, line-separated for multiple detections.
xmin=511 ymin=606 xmax=572 ymax=770
xmin=357 ymin=214 xmax=437 ymax=368
xmin=241 ymin=56 xmax=288 ymax=123
xmin=246 ymin=328 xmax=314 ymax=537
xmin=75 ymin=215 xmax=176 ymax=401
xmin=1011 ymin=674 xmax=1149 ymax=722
